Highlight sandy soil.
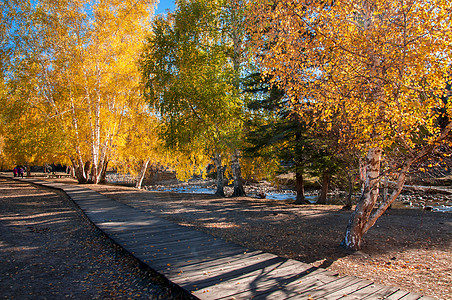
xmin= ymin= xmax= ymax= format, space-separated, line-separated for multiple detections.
xmin=82 ymin=182 xmax=452 ymax=300
xmin=0 ymin=177 xmax=190 ymax=299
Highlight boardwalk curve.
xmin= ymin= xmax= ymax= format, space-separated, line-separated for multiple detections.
xmin=17 ymin=177 xmax=434 ymax=300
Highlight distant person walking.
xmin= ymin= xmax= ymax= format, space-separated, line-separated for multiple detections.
xmin=19 ymin=167 xmax=24 ymax=178
xmin=13 ymin=167 xmax=18 ymax=177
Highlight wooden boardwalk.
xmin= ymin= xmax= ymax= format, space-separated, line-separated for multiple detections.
xmin=18 ymin=177 xmax=434 ymax=300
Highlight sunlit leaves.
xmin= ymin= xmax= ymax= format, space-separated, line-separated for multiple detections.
xmin=1 ymin=0 xmax=161 ymax=181
xmin=141 ymin=0 xmax=244 ymax=181
xmin=247 ymin=0 xmax=451 ymax=151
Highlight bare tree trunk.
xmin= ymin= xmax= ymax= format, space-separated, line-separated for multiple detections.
xmin=26 ymin=162 xmax=31 ymax=177
xmin=317 ymin=171 xmax=330 ymax=204
xmin=98 ymin=159 xmax=108 ymax=184
xmin=83 ymin=65 xmax=102 ymax=185
xmin=136 ymin=158 xmax=151 ymax=189
xmin=231 ymin=149 xmax=246 ymax=197
xmin=69 ymin=97 xmax=87 ymax=183
xmin=213 ymin=154 xmax=225 ymax=197
xmin=70 ymin=156 xmax=88 ymax=184
xmin=342 ymin=172 xmax=354 ymax=210
xmin=294 ymin=169 xmax=306 ymax=204
xmin=341 ymin=148 xmax=382 ymax=251
xmin=84 ymin=161 xmax=92 ymax=183
xmin=86 ymin=98 xmax=99 ymax=184
xmin=383 ymin=175 xmax=388 ymax=202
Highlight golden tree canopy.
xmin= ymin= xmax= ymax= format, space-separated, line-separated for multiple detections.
xmin=248 ymin=0 xmax=452 ymax=150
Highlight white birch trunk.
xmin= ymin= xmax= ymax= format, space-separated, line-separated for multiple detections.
xmin=341 ymin=148 xmax=382 ymax=250
xmin=136 ymin=159 xmax=151 ymax=189
xmin=91 ymin=67 xmax=102 ymax=183
xmin=70 ymin=97 xmax=88 ymax=183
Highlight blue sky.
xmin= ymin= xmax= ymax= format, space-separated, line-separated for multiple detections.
xmin=155 ymin=0 xmax=175 ymax=15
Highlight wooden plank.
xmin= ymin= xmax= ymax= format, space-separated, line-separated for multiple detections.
xmin=174 ymin=257 xmax=303 ymax=289
xmin=93 ymin=211 xmax=160 ymax=225
xmin=143 ymin=243 xmax=245 ymax=262
xmin=130 ymin=235 xmax=237 ymax=251
xmin=75 ymin=204 xmax=125 ymax=213
xmin=130 ymin=241 xmax=246 ymax=265
xmin=339 ymin=284 xmax=399 ymax=299
xmin=87 ymin=214 xmax=143 ymax=224
xmin=94 ymin=218 xmax=168 ymax=232
xmin=149 ymin=250 xmax=267 ymax=277
xmin=133 ymin=249 xmax=263 ymax=275
xmin=162 ymin=252 xmax=284 ymax=282
xmin=132 ymin=247 xmax=249 ymax=275
xmin=84 ymin=206 xmax=136 ymax=213
xmin=193 ymin=266 xmax=335 ymax=300
xmin=62 ymin=189 xmax=87 ymax=193
xmin=189 ymin=262 xmax=316 ymax=298
xmin=129 ymin=236 xmax=245 ymax=256
xmin=226 ymin=269 xmax=337 ymax=300
xmin=112 ymin=226 xmax=211 ymax=240
xmin=362 ymin=286 xmax=401 ymax=299
xmin=117 ymin=234 xmax=221 ymax=251
xmin=113 ymin=222 xmax=206 ymax=236
xmin=254 ymin=274 xmax=360 ymax=300
xmin=129 ymin=231 xmax=240 ymax=250
xmin=385 ymin=290 xmax=411 ymax=299
xmin=319 ymin=278 xmax=374 ymax=299
xmin=169 ymin=251 xmax=281 ymax=271
xmin=122 ymin=225 xmax=225 ymax=241
xmin=75 ymin=199 xmax=119 ymax=204
xmin=68 ymin=192 xmax=107 ymax=198
xmin=116 ymin=234 xmax=229 ymax=256
xmin=296 ymin=276 xmax=366 ymax=299
xmin=70 ymin=195 xmax=109 ymax=201
xmin=398 ymin=292 xmax=425 ymax=300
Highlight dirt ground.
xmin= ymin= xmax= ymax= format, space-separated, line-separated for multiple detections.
xmin=82 ymin=182 xmax=452 ymax=300
xmin=0 ymin=177 xmax=189 ymax=299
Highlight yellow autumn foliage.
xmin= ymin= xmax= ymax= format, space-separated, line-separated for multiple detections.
xmin=247 ymin=0 xmax=451 ymax=151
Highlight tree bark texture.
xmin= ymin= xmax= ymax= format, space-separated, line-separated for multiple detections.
xmin=341 ymin=148 xmax=382 ymax=251
xmin=342 ymin=173 xmax=354 ymax=210
xmin=231 ymin=149 xmax=246 ymax=197
xmin=26 ymin=162 xmax=31 ymax=177
xmin=294 ymin=169 xmax=306 ymax=204
xmin=98 ymin=159 xmax=108 ymax=184
xmin=213 ymin=154 xmax=225 ymax=197
xmin=135 ymin=158 xmax=151 ymax=189
xmin=317 ymin=171 xmax=330 ymax=204
xmin=70 ymin=156 xmax=88 ymax=184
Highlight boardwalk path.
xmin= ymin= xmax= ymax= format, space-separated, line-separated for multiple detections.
xmin=19 ymin=177 xmax=433 ymax=300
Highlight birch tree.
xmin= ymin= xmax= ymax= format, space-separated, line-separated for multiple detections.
xmin=66 ymin=0 xmax=157 ymax=183
xmin=0 ymin=0 xmax=75 ymax=169
xmin=1 ymin=0 xmax=160 ymax=183
xmin=247 ymin=0 xmax=452 ymax=250
xmin=111 ymin=103 xmax=166 ymax=189
xmin=142 ymin=0 xmax=245 ymax=196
